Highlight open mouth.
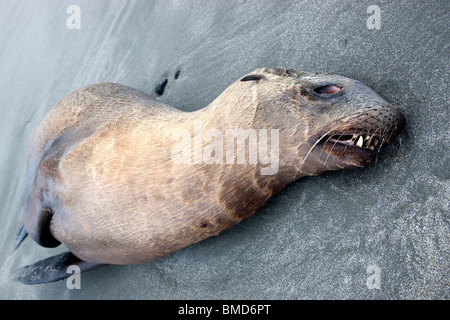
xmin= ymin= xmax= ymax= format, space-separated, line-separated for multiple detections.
xmin=314 ymin=131 xmax=385 ymax=167
xmin=320 ymin=133 xmax=380 ymax=151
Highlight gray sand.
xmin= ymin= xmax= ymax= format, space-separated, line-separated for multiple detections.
xmin=0 ymin=0 xmax=448 ymax=299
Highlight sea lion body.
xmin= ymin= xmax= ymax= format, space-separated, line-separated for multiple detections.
xmin=19 ymin=68 xmax=405 ymax=274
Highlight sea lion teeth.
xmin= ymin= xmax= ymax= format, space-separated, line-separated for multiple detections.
xmin=368 ymin=145 xmax=375 ymax=150
xmin=373 ymin=139 xmax=379 ymax=146
xmin=356 ymin=136 xmax=364 ymax=147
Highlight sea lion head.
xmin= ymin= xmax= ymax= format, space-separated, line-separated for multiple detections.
xmin=222 ymin=67 xmax=406 ymax=179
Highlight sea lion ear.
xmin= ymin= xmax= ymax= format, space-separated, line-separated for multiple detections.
xmin=240 ymin=74 xmax=266 ymax=82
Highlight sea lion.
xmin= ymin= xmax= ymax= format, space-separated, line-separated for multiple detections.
xmin=14 ymin=68 xmax=405 ymax=284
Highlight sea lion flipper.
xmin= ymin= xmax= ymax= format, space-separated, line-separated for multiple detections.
xmin=13 ymin=225 xmax=28 ymax=251
xmin=13 ymin=252 xmax=105 ymax=285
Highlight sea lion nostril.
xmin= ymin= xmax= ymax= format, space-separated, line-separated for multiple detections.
xmin=240 ymin=74 xmax=265 ymax=82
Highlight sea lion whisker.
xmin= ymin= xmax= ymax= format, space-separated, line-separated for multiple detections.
xmin=320 ymin=122 xmax=355 ymax=165
xmin=296 ymin=126 xmax=338 ymax=176
xmin=312 ymin=114 xmax=372 ymax=167
xmin=373 ymin=126 xmax=391 ymax=168
xmin=323 ymin=138 xmax=341 ymax=167
xmin=324 ymin=125 xmax=369 ymax=166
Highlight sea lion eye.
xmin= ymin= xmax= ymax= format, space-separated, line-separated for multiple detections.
xmin=240 ymin=74 xmax=265 ymax=82
xmin=314 ymin=84 xmax=342 ymax=94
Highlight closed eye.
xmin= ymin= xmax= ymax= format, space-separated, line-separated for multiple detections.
xmin=314 ymin=85 xmax=342 ymax=94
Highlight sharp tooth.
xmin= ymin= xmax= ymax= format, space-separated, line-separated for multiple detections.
xmin=368 ymin=145 xmax=375 ymax=150
xmin=373 ymin=139 xmax=379 ymax=146
xmin=356 ymin=136 xmax=363 ymax=147
xmin=365 ymin=135 xmax=371 ymax=141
